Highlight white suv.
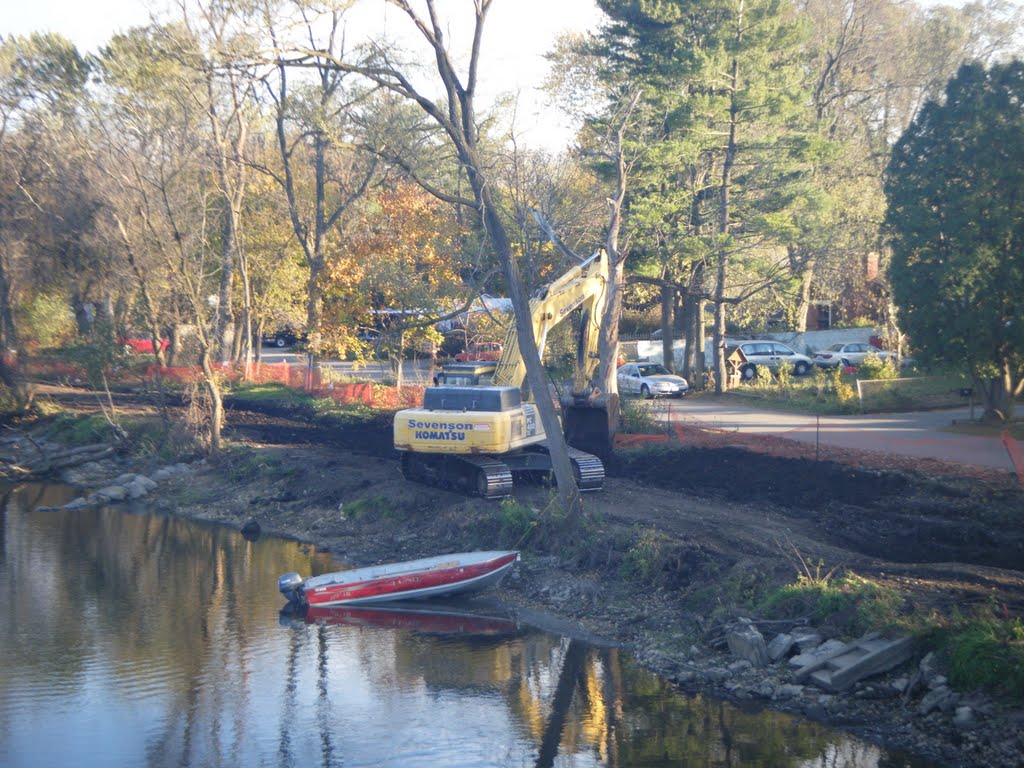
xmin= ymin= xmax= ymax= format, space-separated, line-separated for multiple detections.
xmin=735 ymin=341 xmax=813 ymax=380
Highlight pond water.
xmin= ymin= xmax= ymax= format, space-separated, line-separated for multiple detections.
xmin=0 ymin=483 xmax=934 ymax=767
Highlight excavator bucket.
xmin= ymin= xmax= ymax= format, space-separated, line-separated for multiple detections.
xmin=561 ymin=392 xmax=618 ymax=460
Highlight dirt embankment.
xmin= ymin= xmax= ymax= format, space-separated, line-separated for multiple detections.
xmin=20 ymin=389 xmax=1024 ymax=766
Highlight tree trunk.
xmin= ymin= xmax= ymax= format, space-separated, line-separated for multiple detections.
xmin=478 ymin=184 xmax=582 ymax=519
xmin=661 ymin=282 xmax=675 ymax=373
xmin=395 ymin=328 xmax=405 ymax=390
xmin=596 ymin=244 xmax=625 ymax=401
xmin=791 ymin=249 xmax=816 ymax=333
xmin=199 ymin=346 xmax=223 ymax=455
xmin=0 ymin=250 xmax=20 ymax=354
xmin=215 ymin=206 xmax=237 ymax=363
xmin=714 ymin=37 xmax=742 ymax=394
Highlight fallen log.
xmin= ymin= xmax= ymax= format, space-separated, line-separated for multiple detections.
xmin=1 ymin=442 xmax=116 ymax=477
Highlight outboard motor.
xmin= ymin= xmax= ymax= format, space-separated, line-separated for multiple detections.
xmin=278 ymin=572 xmax=306 ymax=605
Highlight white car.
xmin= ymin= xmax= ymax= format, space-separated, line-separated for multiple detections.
xmin=617 ymin=362 xmax=689 ymax=398
xmin=734 ymin=341 xmax=813 ymax=380
xmin=813 ymin=342 xmax=897 ymax=368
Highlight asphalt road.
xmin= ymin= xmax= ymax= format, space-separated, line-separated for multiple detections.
xmin=647 ymin=396 xmax=1017 ymax=473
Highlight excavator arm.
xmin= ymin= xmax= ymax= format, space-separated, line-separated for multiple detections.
xmin=491 ymin=251 xmax=607 ymax=392
xmin=492 ymin=251 xmax=618 ymax=457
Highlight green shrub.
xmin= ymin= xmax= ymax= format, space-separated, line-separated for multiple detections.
xmin=498 ymin=498 xmax=538 ymax=545
xmin=858 ymin=350 xmax=898 ymax=380
xmin=945 ymin=614 xmax=1024 ymax=698
xmin=621 ymin=528 xmax=670 ymax=584
xmin=830 ymin=363 xmax=856 ymax=404
xmin=750 ymin=364 xmax=771 ymax=383
xmin=340 ymin=495 xmax=395 ymax=520
xmin=21 ymin=291 xmax=75 ymax=349
xmin=775 ymin=360 xmax=792 ymax=394
xmin=760 ymin=571 xmax=904 ymax=636
xmin=618 ymin=398 xmax=660 ymax=434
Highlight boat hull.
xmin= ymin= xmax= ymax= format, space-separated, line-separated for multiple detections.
xmin=280 ymin=551 xmax=519 ymax=608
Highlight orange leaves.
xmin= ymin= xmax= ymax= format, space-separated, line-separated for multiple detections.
xmin=326 ymin=181 xmax=467 ymax=307
xmin=320 ymin=181 xmax=470 ymax=357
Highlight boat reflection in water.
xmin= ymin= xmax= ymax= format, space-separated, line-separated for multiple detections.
xmin=284 ymin=600 xmax=524 ymax=639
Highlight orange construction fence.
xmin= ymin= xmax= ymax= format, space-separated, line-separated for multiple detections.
xmin=21 ymin=358 xmax=425 ymax=410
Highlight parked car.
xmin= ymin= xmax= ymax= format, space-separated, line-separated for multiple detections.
xmin=263 ymin=326 xmax=304 ymax=348
xmin=734 ymin=341 xmax=813 ymax=380
xmin=356 ymin=328 xmax=382 ymax=343
xmin=617 ymin=362 xmax=689 ymax=398
xmin=813 ymin=342 xmax=896 ymax=368
xmin=120 ymin=335 xmax=169 ymax=354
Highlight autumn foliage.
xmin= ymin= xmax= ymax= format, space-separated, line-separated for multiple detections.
xmin=319 ymin=182 xmax=469 ymax=359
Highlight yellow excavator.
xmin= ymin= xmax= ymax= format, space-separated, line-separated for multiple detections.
xmin=393 ymin=252 xmax=616 ymax=498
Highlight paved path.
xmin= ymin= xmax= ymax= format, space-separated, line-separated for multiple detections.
xmin=648 ymin=398 xmax=1016 ymax=473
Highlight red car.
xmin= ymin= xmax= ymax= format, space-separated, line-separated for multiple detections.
xmin=121 ymin=336 xmax=169 ymax=354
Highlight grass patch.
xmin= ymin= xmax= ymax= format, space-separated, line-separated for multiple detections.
xmin=219 ymin=445 xmax=286 ymax=482
xmin=943 ymin=613 xmax=1024 ymax=698
xmin=721 ymin=370 xmax=971 ymax=415
xmin=339 ymin=495 xmax=396 ymax=520
xmin=231 ymin=382 xmax=312 ymax=404
xmin=948 ymin=419 xmax=1024 ymax=441
xmin=759 ymin=571 xmax=905 ymax=637
xmin=42 ymin=412 xmax=121 ymax=446
xmin=124 ymin=418 xmax=201 ymax=462
xmin=310 ymin=397 xmax=383 ymax=423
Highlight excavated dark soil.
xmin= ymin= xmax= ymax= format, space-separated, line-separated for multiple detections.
xmin=223 ymin=396 xmax=1024 ymax=580
xmin=609 ymin=447 xmax=1024 ymax=571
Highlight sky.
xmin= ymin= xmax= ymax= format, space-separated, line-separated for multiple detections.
xmin=3 ymin=0 xmax=605 ymax=150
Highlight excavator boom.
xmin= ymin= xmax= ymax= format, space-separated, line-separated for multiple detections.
xmin=492 ymin=251 xmax=608 ymax=393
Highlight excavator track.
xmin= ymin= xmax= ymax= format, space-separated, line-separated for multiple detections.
xmin=566 ymin=446 xmax=605 ymax=492
xmin=517 ymin=443 xmax=605 ymax=492
xmin=400 ymin=452 xmax=513 ymax=499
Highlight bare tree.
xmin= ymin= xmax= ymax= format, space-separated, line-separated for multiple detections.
xmin=263 ymin=3 xmax=377 ymax=337
xmin=281 ymin=0 xmax=586 ymax=518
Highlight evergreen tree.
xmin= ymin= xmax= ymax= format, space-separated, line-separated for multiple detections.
xmin=885 ymin=60 xmax=1024 ymax=421
xmin=592 ymin=0 xmax=815 ymax=388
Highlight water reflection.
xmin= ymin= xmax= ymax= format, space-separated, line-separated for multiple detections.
xmin=0 ymin=484 xmax=931 ymax=767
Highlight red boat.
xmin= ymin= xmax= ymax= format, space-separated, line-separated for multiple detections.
xmin=278 ymin=550 xmax=519 ymax=608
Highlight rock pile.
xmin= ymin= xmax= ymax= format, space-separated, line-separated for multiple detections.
xmin=631 ymin=616 xmax=1022 ymax=766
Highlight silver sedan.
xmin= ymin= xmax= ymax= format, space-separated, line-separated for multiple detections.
xmin=813 ymin=342 xmax=897 ymax=368
xmin=617 ymin=362 xmax=689 ymax=398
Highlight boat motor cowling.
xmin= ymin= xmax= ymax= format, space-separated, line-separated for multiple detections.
xmin=278 ymin=572 xmax=306 ymax=604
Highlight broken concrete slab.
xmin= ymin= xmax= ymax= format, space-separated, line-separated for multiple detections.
xmin=796 ymin=635 xmax=914 ymax=693
xmin=727 ymin=623 xmax=770 ymax=667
